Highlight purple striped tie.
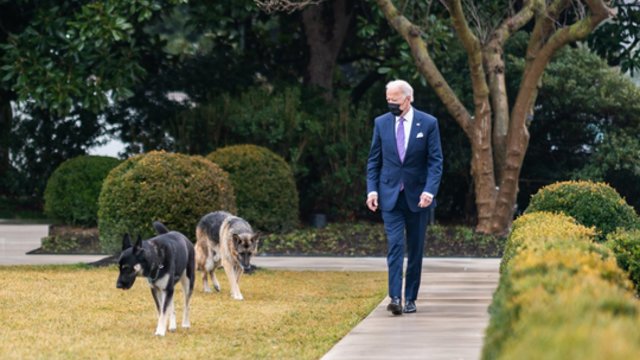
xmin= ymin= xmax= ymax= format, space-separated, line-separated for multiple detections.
xmin=396 ymin=117 xmax=405 ymax=162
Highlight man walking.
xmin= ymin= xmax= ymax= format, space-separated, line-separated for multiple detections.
xmin=366 ymin=79 xmax=443 ymax=315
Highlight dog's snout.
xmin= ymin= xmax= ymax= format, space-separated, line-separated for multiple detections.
xmin=116 ymin=280 xmax=130 ymax=290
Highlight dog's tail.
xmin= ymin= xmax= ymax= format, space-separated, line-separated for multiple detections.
xmin=153 ymin=221 xmax=170 ymax=234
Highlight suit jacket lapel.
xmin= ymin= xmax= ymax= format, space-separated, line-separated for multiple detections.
xmin=385 ymin=114 xmax=401 ymax=160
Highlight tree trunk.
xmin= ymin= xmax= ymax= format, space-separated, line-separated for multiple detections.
xmin=376 ymin=0 xmax=614 ymax=236
xmin=301 ymin=0 xmax=353 ymax=100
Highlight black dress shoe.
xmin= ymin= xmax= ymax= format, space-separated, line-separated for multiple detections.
xmin=387 ymin=297 xmax=403 ymax=315
xmin=403 ymin=300 xmax=417 ymax=313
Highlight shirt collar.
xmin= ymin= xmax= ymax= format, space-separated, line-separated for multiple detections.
xmin=395 ymin=106 xmax=414 ymax=123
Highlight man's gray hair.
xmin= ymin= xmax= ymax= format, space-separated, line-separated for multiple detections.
xmin=386 ymin=80 xmax=414 ymax=102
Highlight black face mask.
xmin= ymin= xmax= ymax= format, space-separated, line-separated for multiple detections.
xmin=388 ymin=103 xmax=402 ymax=116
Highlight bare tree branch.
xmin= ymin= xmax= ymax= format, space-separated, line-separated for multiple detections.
xmin=376 ymin=0 xmax=473 ymax=136
xmin=485 ymin=0 xmax=539 ymax=184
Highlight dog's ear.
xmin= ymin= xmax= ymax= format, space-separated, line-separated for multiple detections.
xmin=122 ymin=234 xmax=132 ymax=251
xmin=252 ymin=232 xmax=260 ymax=252
xmin=134 ymin=235 xmax=144 ymax=254
xmin=232 ymin=234 xmax=241 ymax=246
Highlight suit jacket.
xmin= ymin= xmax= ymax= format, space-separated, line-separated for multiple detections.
xmin=366 ymin=108 xmax=443 ymax=212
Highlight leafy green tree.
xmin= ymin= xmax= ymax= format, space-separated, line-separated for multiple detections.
xmin=515 ymin=44 xmax=640 ymax=212
xmin=103 ymin=0 xmax=307 ymax=154
xmin=0 ymin=0 xmax=184 ymax=196
xmin=7 ymin=105 xmax=103 ymax=197
xmin=588 ymin=0 xmax=640 ymax=76
xmin=2 ymin=0 xmax=185 ymax=114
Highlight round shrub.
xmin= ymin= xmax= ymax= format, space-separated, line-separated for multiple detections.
xmin=44 ymin=155 xmax=121 ymax=226
xmin=98 ymin=151 xmax=236 ymax=254
xmin=207 ymin=144 xmax=299 ymax=233
xmin=525 ymin=180 xmax=640 ymax=240
xmin=607 ymin=229 xmax=640 ymax=296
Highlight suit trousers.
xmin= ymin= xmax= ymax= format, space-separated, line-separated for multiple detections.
xmin=381 ymin=191 xmax=429 ymax=301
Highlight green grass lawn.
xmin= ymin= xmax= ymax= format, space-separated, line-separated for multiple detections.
xmin=0 ymin=265 xmax=386 ymax=359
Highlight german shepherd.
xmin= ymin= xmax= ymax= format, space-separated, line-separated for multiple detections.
xmin=116 ymin=221 xmax=195 ymax=336
xmin=195 ymin=211 xmax=259 ymax=300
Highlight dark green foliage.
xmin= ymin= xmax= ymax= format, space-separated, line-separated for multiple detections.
xmin=607 ymin=229 xmax=640 ymax=296
xmin=514 ymin=44 xmax=640 ymax=214
xmin=260 ymin=222 xmax=504 ymax=257
xmin=260 ymin=222 xmax=387 ymax=256
xmin=98 ymin=151 xmax=236 ymax=254
xmin=574 ymin=131 xmax=640 ymax=212
xmin=6 ymin=106 xmax=105 ymax=199
xmin=1 ymin=0 xmax=184 ymax=115
xmin=208 ymin=144 xmax=298 ymax=233
xmin=40 ymin=226 xmax=101 ymax=254
xmin=588 ymin=1 xmax=640 ymax=76
xmin=43 ymin=155 xmax=121 ymax=226
xmin=526 ymin=181 xmax=640 ymax=241
xmin=114 ymin=84 xmax=374 ymax=222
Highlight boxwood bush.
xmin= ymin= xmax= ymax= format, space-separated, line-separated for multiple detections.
xmin=499 ymin=277 xmax=640 ymax=359
xmin=526 ymin=180 xmax=639 ymax=240
xmin=44 ymin=155 xmax=121 ymax=226
xmin=98 ymin=151 xmax=236 ymax=254
xmin=500 ymin=211 xmax=596 ymax=273
xmin=207 ymin=144 xmax=299 ymax=233
xmin=607 ymin=229 xmax=640 ymax=296
xmin=483 ymin=212 xmax=637 ymax=359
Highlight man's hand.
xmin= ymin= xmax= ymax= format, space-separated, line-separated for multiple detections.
xmin=366 ymin=194 xmax=378 ymax=212
xmin=418 ymin=193 xmax=433 ymax=208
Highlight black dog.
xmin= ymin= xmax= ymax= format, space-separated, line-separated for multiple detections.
xmin=116 ymin=221 xmax=195 ymax=336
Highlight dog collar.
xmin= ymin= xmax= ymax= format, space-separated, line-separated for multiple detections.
xmin=149 ymin=264 xmax=164 ymax=282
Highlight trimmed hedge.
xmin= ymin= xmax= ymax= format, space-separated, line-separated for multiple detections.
xmin=500 ymin=211 xmax=596 ymax=273
xmin=482 ymin=212 xmax=638 ymax=359
xmin=98 ymin=151 xmax=236 ymax=254
xmin=44 ymin=155 xmax=121 ymax=226
xmin=207 ymin=144 xmax=299 ymax=233
xmin=499 ymin=277 xmax=640 ymax=359
xmin=607 ymin=229 xmax=640 ymax=296
xmin=525 ymin=180 xmax=639 ymax=240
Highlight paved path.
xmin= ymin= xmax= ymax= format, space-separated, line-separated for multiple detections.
xmin=0 ymin=224 xmax=105 ymax=265
xmin=0 ymin=224 xmax=500 ymax=359
xmin=321 ymin=258 xmax=499 ymax=360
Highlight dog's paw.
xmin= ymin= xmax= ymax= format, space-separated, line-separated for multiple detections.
xmin=204 ymin=287 xmax=212 ymax=293
xmin=155 ymin=330 xmax=166 ymax=337
xmin=232 ymin=294 xmax=244 ymax=301
xmin=214 ymin=285 xmax=221 ymax=292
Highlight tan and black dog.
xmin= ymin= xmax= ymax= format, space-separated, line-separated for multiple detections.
xmin=116 ymin=221 xmax=195 ymax=336
xmin=195 ymin=211 xmax=259 ymax=300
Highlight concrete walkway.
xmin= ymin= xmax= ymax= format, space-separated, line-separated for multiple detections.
xmin=0 ymin=224 xmax=500 ymax=359
xmin=320 ymin=258 xmax=499 ymax=360
xmin=0 ymin=224 xmax=106 ymax=265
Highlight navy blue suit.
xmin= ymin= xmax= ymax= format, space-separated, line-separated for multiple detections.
xmin=366 ymin=107 xmax=443 ymax=301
